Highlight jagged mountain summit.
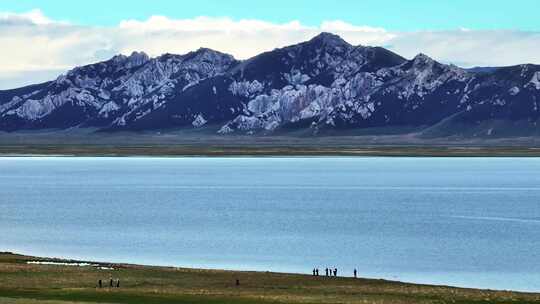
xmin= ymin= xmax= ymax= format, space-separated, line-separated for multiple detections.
xmin=1 ymin=32 xmax=540 ymax=137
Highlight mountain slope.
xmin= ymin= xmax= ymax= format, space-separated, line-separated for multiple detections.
xmin=1 ymin=32 xmax=539 ymax=138
xmin=0 ymin=49 xmax=238 ymax=131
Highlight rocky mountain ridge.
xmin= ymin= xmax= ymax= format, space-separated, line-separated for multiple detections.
xmin=1 ymin=32 xmax=539 ymax=137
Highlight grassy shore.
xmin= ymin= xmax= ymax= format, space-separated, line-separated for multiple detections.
xmin=3 ymin=144 xmax=540 ymax=157
xmin=1 ymin=252 xmax=540 ymax=304
xmin=3 ymin=129 xmax=540 ymax=156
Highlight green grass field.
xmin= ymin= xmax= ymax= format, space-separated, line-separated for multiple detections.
xmin=1 ymin=252 xmax=540 ymax=304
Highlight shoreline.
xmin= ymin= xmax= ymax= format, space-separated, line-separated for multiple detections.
xmin=1 ymin=252 xmax=540 ymax=304
xmin=3 ymin=145 xmax=540 ymax=157
xmin=8 ymin=251 xmax=538 ymax=293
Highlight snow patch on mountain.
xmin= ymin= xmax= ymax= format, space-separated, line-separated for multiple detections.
xmin=284 ymin=71 xmax=311 ymax=85
xmin=529 ymin=72 xmax=540 ymax=90
xmin=99 ymin=101 xmax=121 ymax=118
xmin=192 ymin=114 xmax=208 ymax=127
xmin=229 ymin=80 xmax=264 ymax=97
xmin=509 ymin=86 xmax=520 ymax=96
xmin=9 ymin=99 xmax=53 ymax=120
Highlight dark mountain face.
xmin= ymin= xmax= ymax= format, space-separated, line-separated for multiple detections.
xmin=231 ymin=33 xmax=406 ymax=89
xmin=1 ymin=32 xmax=539 ymax=138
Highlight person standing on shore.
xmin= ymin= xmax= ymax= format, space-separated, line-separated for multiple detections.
xmin=315 ymin=268 xmax=319 ymax=276
xmin=333 ymin=268 xmax=337 ymax=277
xmin=354 ymin=269 xmax=357 ymax=278
xmin=98 ymin=279 xmax=102 ymax=288
xmin=325 ymin=268 xmax=328 ymax=276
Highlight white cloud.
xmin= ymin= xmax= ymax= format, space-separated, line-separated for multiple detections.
xmin=119 ymin=16 xmax=305 ymax=32
xmin=320 ymin=20 xmax=396 ymax=45
xmin=0 ymin=9 xmax=53 ymax=25
xmin=1 ymin=10 xmax=539 ymax=89
xmin=387 ymin=30 xmax=540 ymax=67
xmin=0 ymin=69 xmax=66 ymax=89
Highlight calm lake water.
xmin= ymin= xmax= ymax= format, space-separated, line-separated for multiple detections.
xmin=2 ymin=157 xmax=540 ymax=291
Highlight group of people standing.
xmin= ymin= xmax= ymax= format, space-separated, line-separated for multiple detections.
xmin=312 ymin=268 xmax=358 ymax=278
xmin=98 ymin=278 xmax=120 ymax=288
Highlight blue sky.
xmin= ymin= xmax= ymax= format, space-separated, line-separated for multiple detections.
xmin=2 ymin=0 xmax=539 ymax=31
xmin=1 ymin=0 xmax=540 ymax=89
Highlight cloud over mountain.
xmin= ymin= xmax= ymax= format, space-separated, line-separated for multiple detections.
xmin=1 ymin=9 xmax=540 ymax=89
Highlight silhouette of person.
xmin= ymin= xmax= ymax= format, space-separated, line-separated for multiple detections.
xmin=116 ymin=279 xmax=120 ymax=288
xmin=236 ymin=279 xmax=240 ymax=286
xmin=98 ymin=279 xmax=102 ymax=288
xmin=313 ymin=268 xmax=316 ymax=276
xmin=110 ymin=278 xmax=113 ymax=287
xmin=333 ymin=268 xmax=337 ymax=277
xmin=325 ymin=268 xmax=329 ymax=276
xmin=315 ymin=268 xmax=319 ymax=276
xmin=354 ymin=269 xmax=357 ymax=278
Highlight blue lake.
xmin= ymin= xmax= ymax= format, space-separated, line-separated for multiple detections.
xmin=2 ymin=157 xmax=540 ymax=291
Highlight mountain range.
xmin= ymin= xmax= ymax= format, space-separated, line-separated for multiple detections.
xmin=1 ymin=32 xmax=540 ymax=138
